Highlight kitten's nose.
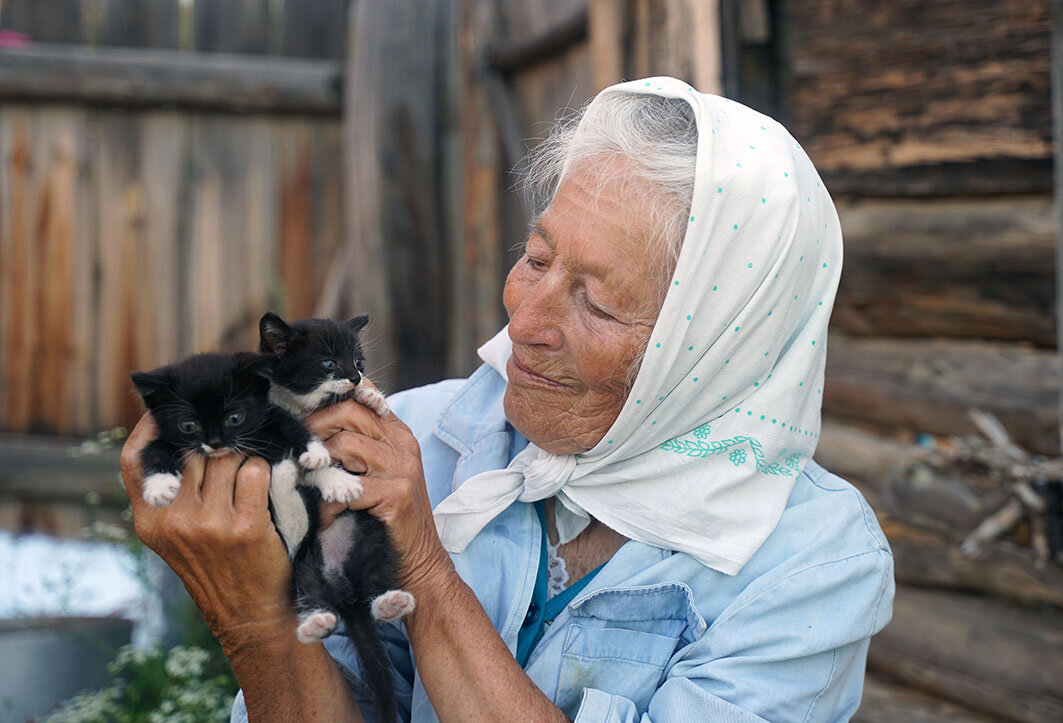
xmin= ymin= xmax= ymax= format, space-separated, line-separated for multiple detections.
xmin=208 ymin=436 xmax=223 ymax=447
xmin=351 ymin=372 xmax=362 ymax=386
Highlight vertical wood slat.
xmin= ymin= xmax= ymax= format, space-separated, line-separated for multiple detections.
xmin=589 ymin=0 xmax=625 ymax=92
xmin=281 ymin=0 xmax=347 ymax=59
xmin=138 ymin=113 xmax=182 ymax=369
xmin=96 ymin=0 xmax=180 ymax=49
xmin=188 ymin=117 xmax=223 ymax=354
xmin=2 ymin=111 xmax=38 ymax=431
xmin=193 ymin=0 xmax=272 ymax=55
xmin=278 ymin=120 xmax=314 ymax=319
xmin=0 ymin=0 xmax=84 ymax=44
xmin=34 ymin=111 xmax=77 ymax=433
xmin=70 ymin=110 xmax=98 ymax=432
xmin=95 ymin=114 xmax=142 ymax=428
xmin=1052 ymin=0 xmax=1063 ymax=453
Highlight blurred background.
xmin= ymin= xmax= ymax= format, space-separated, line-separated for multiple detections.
xmin=0 ymin=0 xmax=1061 ymax=721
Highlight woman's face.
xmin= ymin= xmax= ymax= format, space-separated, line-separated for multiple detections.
xmin=502 ymin=167 xmax=670 ymax=454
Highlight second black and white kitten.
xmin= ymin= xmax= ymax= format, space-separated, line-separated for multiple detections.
xmin=259 ymin=312 xmax=413 ymax=723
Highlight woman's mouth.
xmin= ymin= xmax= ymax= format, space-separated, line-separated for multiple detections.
xmin=507 ymin=355 xmax=568 ymax=389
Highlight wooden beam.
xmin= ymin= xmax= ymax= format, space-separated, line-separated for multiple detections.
xmin=0 ymin=433 xmax=125 ymax=506
xmin=0 ymin=44 xmax=341 ymax=115
xmin=834 ymin=197 xmax=1055 ymax=347
xmin=868 ymin=586 xmax=1063 ymax=723
xmin=856 ymin=673 xmax=997 ymax=723
xmin=824 ymin=336 xmax=1059 ymax=454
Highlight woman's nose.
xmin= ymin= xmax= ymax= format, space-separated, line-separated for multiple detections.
xmin=508 ymin=276 xmax=564 ymax=349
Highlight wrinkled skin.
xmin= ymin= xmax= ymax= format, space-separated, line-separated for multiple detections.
xmin=502 ymin=167 xmax=670 ymax=454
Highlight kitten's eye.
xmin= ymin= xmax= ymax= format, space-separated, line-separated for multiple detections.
xmin=178 ymin=420 xmax=200 ymax=434
xmin=224 ymin=410 xmax=246 ymax=427
xmin=320 ymin=359 xmax=338 ymax=370
xmin=356 ymin=359 xmax=365 ymax=373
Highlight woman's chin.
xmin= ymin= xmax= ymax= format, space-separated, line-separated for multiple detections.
xmin=503 ymin=386 xmax=604 ymax=455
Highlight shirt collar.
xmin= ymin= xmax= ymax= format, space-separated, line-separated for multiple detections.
xmin=432 ymin=363 xmax=511 ymax=456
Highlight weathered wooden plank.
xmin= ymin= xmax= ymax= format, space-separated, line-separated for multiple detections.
xmin=240 ymin=117 xmax=277 ymax=343
xmin=589 ymin=0 xmax=624 ymax=92
xmin=0 ymin=44 xmax=341 ymax=115
xmin=1052 ymin=0 xmax=1063 ymax=457
xmin=33 ymin=111 xmax=77 ymax=434
xmin=137 ymin=113 xmax=183 ymax=368
xmin=2 ymin=110 xmax=39 ymax=432
xmin=0 ymin=0 xmax=83 ymax=44
xmin=777 ymin=0 xmax=1052 ymax=196
xmin=193 ymin=0 xmax=271 ymax=55
xmin=868 ymin=586 xmax=1063 ymax=723
xmin=281 ymin=0 xmax=347 ymax=59
xmin=856 ymin=673 xmax=998 ymax=723
xmin=187 ymin=117 xmax=224 ymax=354
xmin=824 ymin=336 xmax=1059 ymax=455
xmin=834 ymin=197 xmax=1055 ymax=347
xmin=277 ymin=121 xmax=314 ymax=320
xmin=94 ymin=113 xmax=142 ymax=429
xmin=881 ymin=519 xmax=1063 ymax=609
xmin=0 ymin=433 xmax=124 ymax=506
xmin=345 ymin=0 xmax=448 ymax=389
xmin=94 ymin=0 xmax=179 ymax=49
xmin=69 ymin=109 xmax=98 ymax=434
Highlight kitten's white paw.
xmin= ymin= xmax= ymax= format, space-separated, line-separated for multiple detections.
xmin=313 ymin=465 xmax=364 ymax=503
xmin=371 ymin=590 xmax=416 ymax=622
xmin=355 ymin=382 xmax=390 ymax=417
xmin=299 ymin=440 xmax=331 ymax=470
xmin=143 ymin=473 xmax=182 ymax=506
xmin=296 ymin=610 xmax=338 ymax=643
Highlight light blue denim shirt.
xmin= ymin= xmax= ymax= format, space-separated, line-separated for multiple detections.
xmin=232 ymin=365 xmax=894 ymax=722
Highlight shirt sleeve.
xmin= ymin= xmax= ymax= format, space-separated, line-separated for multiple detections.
xmin=572 ymin=549 xmax=894 ymax=723
xmin=229 ymin=620 xmax=415 ymax=723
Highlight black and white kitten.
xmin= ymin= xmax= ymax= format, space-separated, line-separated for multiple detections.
xmin=130 ymin=352 xmax=332 ymax=507
xmin=258 ymin=312 xmax=414 ymax=723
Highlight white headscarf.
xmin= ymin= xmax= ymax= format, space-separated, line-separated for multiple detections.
xmin=433 ymin=77 xmax=842 ymax=575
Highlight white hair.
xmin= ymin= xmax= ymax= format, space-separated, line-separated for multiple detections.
xmin=522 ymin=92 xmax=699 ymax=273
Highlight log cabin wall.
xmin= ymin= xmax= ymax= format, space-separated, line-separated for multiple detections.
xmin=0 ymin=0 xmax=347 ymax=437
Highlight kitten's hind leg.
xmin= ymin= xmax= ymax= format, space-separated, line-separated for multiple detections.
xmin=354 ymin=380 xmax=390 ymax=417
xmin=305 ymin=464 xmax=364 ymax=504
xmin=140 ymin=439 xmax=183 ymax=506
xmin=296 ymin=609 xmax=339 ymax=643
xmin=370 ymin=590 xmax=416 ymax=622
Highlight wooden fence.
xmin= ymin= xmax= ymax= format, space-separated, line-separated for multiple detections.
xmin=0 ymin=0 xmax=346 ymax=437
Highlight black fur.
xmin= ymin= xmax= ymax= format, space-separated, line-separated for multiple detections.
xmin=130 ymin=352 xmax=315 ymax=475
xmin=260 ymin=312 xmax=405 ymax=723
xmin=292 ymin=486 xmax=402 ymax=723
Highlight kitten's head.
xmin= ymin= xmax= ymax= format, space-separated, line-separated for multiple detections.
xmin=131 ymin=352 xmax=274 ymax=457
xmin=258 ymin=312 xmax=370 ymax=412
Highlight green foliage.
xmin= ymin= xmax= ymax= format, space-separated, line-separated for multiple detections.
xmin=44 ymin=644 xmax=237 ymax=723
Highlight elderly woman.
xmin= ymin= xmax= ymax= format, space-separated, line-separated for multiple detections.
xmin=120 ymin=77 xmax=893 ymax=722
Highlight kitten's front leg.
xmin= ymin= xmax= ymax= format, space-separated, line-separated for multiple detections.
xmin=140 ymin=439 xmax=184 ymax=506
xmin=277 ymin=410 xmax=331 ymax=470
xmin=304 ymin=465 xmax=363 ymax=504
xmin=354 ymin=379 xmax=390 ymax=417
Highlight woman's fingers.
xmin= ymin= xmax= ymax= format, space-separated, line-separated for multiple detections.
xmin=356 ymin=377 xmax=401 ymax=423
xmin=324 ymin=429 xmax=392 ymax=475
xmin=234 ymin=458 xmax=272 ymax=519
xmin=305 ymin=398 xmax=387 ymax=442
xmin=118 ymin=413 xmax=159 ymax=506
xmin=200 ymin=453 xmax=243 ymax=508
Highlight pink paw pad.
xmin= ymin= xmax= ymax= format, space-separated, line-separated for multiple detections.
xmin=296 ymin=610 xmax=338 ymax=643
xmin=371 ymin=590 xmax=416 ymax=622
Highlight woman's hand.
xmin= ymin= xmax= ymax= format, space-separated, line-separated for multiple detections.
xmin=119 ymin=414 xmax=294 ymax=653
xmin=305 ymin=385 xmax=456 ymax=597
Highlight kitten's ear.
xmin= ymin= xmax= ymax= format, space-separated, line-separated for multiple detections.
xmin=344 ymin=314 xmax=370 ymax=334
xmin=259 ymin=312 xmax=293 ymax=355
xmin=131 ymin=370 xmax=170 ymax=403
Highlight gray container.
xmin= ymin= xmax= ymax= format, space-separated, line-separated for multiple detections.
xmin=0 ymin=616 xmax=133 ymax=721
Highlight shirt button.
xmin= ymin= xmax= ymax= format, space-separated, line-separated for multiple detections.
xmin=523 ymin=602 xmax=540 ymax=627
